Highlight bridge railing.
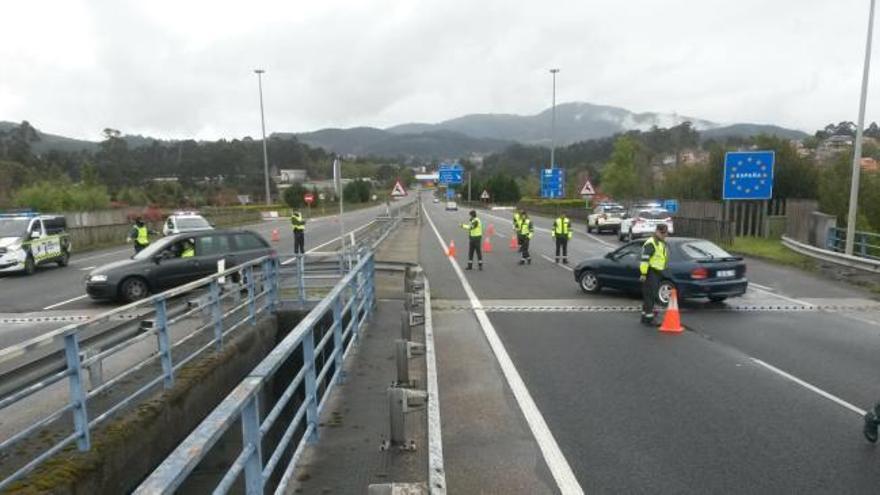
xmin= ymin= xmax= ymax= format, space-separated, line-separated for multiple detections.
xmin=826 ymin=226 xmax=880 ymax=261
xmin=134 ymin=251 xmax=376 ymax=494
xmin=0 ymin=210 xmax=404 ymax=491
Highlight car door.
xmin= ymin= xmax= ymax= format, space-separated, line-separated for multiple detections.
xmin=193 ymin=234 xmax=232 ymax=278
xmin=231 ymin=232 xmax=271 ymax=266
xmin=151 ymin=242 xmax=198 ymax=291
xmin=26 ymin=219 xmax=50 ymax=264
xmin=601 ymin=242 xmax=642 ymax=290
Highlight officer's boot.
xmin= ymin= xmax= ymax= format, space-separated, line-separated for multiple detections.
xmin=518 ymin=258 xmax=525 ymax=265
xmin=478 ymin=261 xmax=483 ymax=271
xmin=865 ymin=403 xmax=880 ymax=443
xmin=466 ymin=262 xmax=473 ymax=270
xmin=527 ymin=257 xmax=532 ymax=265
xmin=555 ymin=257 xmax=559 ymax=263
xmin=563 ymin=257 xmax=569 ymax=265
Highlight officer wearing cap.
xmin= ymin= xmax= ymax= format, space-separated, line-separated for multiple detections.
xmin=639 ymin=223 xmax=669 ymax=325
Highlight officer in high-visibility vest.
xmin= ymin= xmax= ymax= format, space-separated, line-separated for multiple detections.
xmin=513 ymin=209 xmax=524 ymax=253
xmin=639 ymin=223 xmax=669 ymax=325
xmin=460 ymin=210 xmax=483 ymax=270
xmin=552 ymin=213 xmax=573 ymax=264
xmin=179 ymin=239 xmax=195 ymax=258
xmin=128 ymin=217 xmax=151 ymax=254
xmin=291 ymin=211 xmax=305 ymax=254
xmin=518 ymin=211 xmax=534 ymax=265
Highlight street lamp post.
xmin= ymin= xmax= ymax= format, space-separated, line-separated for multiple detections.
xmin=846 ymin=0 xmax=876 ymax=255
xmin=550 ymin=68 xmax=560 ymax=169
xmin=254 ymin=69 xmax=271 ymax=206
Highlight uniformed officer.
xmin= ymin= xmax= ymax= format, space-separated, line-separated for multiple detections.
xmin=639 ymin=223 xmax=669 ymax=325
xmin=128 ymin=217 xmax=151 ymax=254
xmin=518 ymin=211 xmax=534 ymax=265
xmin=179 ymin=239 xmax=195 ymax=258
xmin=291 ymin=211 xmax=305 ymax=254
xmin=552 ymin=212 xmax=573 ymax=264
xmin=513 ymin=209 xmax=524 ymax=254
xmin=460 ymin=210 xmax=483 ymax=270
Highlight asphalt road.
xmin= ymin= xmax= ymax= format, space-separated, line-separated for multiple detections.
xmin=0 ymin=201 xmax=406 ymax=314
xmin=421 ymin=193 xmax=880 ymax=493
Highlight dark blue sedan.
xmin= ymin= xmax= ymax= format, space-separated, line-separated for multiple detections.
xmin=573 ymin=237 xmax=748 ymax=304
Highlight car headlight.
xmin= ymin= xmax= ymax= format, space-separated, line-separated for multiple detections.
xmin=89 ymin=274 xmax=108 ymax=283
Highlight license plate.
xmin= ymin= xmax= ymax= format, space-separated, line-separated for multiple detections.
xmin=716 ymin=270 xmax=735 ymax=278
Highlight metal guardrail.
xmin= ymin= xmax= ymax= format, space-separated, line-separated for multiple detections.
xmin=0 ymin=207 xmax=408 ymax=491
xmin=826 ymin=227 xmax=880 ymax=261
xmin=134 ymin=252 xmax=377 ymax=494
xmin=783 ymin=235 xmax=880 ymax=273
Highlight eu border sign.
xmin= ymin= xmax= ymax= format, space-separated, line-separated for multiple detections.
xmin=722 ymin=151 xmax=775 ymax=200
xmin=540 ymin=168 xmax=565 ymax=199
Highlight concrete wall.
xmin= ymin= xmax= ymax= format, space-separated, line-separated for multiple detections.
xmin=6 ymin=310 xmax=304 ymax=495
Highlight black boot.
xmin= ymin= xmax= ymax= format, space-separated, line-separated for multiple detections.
xmin=518 ymin=259 xmax=525 ymax=265
xmin=865 ymin=408 xmax=880 ymax=443
xmin=466 ymin=263 xmax=473 ymax=270
xmin=478 ymin=263 xmax=483 ymax=271
xmin=555 ymin=257 xmax=559 ymax=263
xmin=527 ymin=257 xmax=532 ymax=265
xmin=563 ymin=258 xmax=568 ymax=265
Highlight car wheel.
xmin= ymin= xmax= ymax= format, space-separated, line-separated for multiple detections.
xmin=578 ymin=270 xmax=601 ymax=294
xmin=657 ymin=280 xmax=676 ymax=306
xmin=708 ymin=295 xmax=727 ymax=303
xmin=23 ymin=255 xmax=36 ymax=276
xmin=120 ymin=277 xmax=150 ymax=303
xmin=56 ymin=250 xmax=70 ymax=267
xmin=587 ymin=224 xmax=594 ymax=234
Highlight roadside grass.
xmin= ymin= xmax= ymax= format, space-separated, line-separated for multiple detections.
xmin=724 ymin=236 xmax=816 ymax=271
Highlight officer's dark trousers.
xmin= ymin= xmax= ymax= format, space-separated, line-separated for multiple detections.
xmin=134 ymin=243 xmax=147 ymax=254
xmin=468 ymin=237 xmax=482 ymax=265
xmin=555 ymin=237 xmax=568 ymax=260
xmin=294 ymin=232 xmax=305 ymax=254
xmin=641 ymin=269 xmax=662 ymax=319
xmin=520 ymin=237 xmax=531 ymax=260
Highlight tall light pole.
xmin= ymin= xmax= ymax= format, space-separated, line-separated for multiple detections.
xmin=846 ymin=0 xmax=876 ymax=254
xmin=254 ymin=69 xmax=271 ymax=205
xmin=549 ymin=68 xmax=560 ymax=169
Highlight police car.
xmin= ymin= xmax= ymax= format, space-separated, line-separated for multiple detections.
xmin=162 ymin=211 xmax=214 ymax=236
xmin=0 ymin=212 xmax=72 ymax=275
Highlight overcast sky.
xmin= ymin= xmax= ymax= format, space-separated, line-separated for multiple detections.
xmin=1 ymin=0 xmax=877 ymax=140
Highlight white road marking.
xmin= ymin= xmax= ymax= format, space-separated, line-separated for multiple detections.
xmin=43 ymin=294 xmax=89 ymax=310
xmin=79 ymin=266 xmax=96 ymax=271
xmin=751 ymin=358 xmax=866 ymax=416
xmin=748 ymin=282 xmax=774 ymax=291
xmin=423 ymin=204 xmax=584 ymax=494
xmin=540 ymin=255 xmax=574 ymax=272
xmin=70 ymin=248 xmax=132 ymax=264
xmin=750 ymin=286 xmax=815 ymax=308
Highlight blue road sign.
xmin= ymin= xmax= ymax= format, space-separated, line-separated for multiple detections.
xmin=663 ymin=199 xmax=679 ymax=214
xmin=446 ymin=188 xmax=455 ymax=200
xmin=438 ymin=164 xmax=463 ymax=185
xmin=540 ymin=168 xmax=565 ymax=199
xmin=723 ymin=151 xmax=775 ymax=200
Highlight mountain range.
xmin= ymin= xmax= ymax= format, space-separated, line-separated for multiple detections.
xmin=3 ymin=102 xmax=809 ymax=159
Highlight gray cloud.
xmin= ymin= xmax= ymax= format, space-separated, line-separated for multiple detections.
xmin=0 ymin=0 xmax=876 ymax=140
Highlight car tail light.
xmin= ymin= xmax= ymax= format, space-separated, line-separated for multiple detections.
xmin=691 ymin=267 xmax=709 ymax=279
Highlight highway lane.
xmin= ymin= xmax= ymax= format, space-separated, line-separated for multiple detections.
xmin=0 ymin=201 xmax=406 ymax=314
xmin=421 ymin=194 xmax=880 ymax=492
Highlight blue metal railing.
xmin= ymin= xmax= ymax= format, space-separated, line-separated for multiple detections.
xmin=826 ymin=227 xmax=880 ymax=260
xmin=134 ymin=252 xmax=376 ymax=494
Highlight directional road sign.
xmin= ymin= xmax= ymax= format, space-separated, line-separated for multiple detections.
xmin=541 ymin=168 xmax=565 ymax=199
xmin=663 ymin=199 xmax=679 ymax=214
xmin=438 ymin=164 xmax=463 ymax=185
xmin=723 ymin=151 xmax=775 ymax=200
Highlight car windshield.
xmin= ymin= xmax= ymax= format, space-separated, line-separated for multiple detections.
xmin=0 ymin=218 xmax=30 ymax=238
xmin=132 ymin=237 xmax=174 ymax=260
xmin=638 ymin=210 xmax=670 ymax=220
xmin=680 ymin=240 xmax=734 ymax=260
xmin=176 ymin=217 xmax=211 ymax=229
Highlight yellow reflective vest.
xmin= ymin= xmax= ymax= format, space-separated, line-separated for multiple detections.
xmin=553 ymin=217 xmax=572 ymax=239
xmin=181 ymin=246 xmax=195 ymax=258
xmin=135 ymin=226 xmax=149 ymax=246
xmin=513 ymin=212 xmax=522 ymax=231
xmin=640 ymin=237 xmax=668 ymax=275
xmin=461 ymin=218 xmax=483 ymax=237
xmin=291 ymin=213 xmax=305 ymax=232
xmin=519 ymin=218 xmax=534 ymax=239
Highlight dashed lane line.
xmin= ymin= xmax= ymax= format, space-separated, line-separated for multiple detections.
xmin=423 ymin=204 xmax=584 ymax=495
xmin=751 ymin=358 xmax=866 ymax=416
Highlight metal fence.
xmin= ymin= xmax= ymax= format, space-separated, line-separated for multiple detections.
xmin=134 ymin=252 xmax=377 ymax=494
xmin=827 ymin=227 xmax=880 ymax=261
xmin=0 ymin=210 xmax=407 ymax=491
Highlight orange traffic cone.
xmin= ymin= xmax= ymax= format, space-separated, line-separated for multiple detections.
xmin=271 ymin=228 xmax=280 ymax=243
xmin=447 ymin=240 xmax=456 ymax=257
xmin=486 ymin=224 xmax=496 ymax=237
xmin=659 ymin=288 xmax=684 ymax=333
xmin=509 ymin=235 xmax=519 ymax=251
xmin=483 ymin=237 xmax=493 ymax=253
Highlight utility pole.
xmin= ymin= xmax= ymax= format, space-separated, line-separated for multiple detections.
xmin=846 ymin=0 xmax=876 ymax=255
xmin=549 ymin=68 xmax=560 ymax=169
xmin=254 ymin=69 xmax=271 ymax=205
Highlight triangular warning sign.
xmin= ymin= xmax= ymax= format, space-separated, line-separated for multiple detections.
xmin=391 ymin=180 xmax=407 ymax=197
xmin=480 ymin=189 xmax=490 ymax=199
xmin=580 ymin=180 xmax=595 ymax=196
